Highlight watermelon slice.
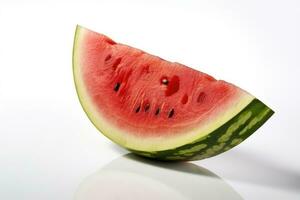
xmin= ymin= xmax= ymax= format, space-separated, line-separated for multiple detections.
xmin=73 ymin=25 xmax=274 ymax=161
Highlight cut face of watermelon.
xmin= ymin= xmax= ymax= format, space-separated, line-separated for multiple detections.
xmin=73 ymin=25 xmax=274 ymax=161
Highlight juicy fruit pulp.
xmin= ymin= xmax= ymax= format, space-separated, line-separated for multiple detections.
xmin=73 ymin=25 xmax=274 ymax=161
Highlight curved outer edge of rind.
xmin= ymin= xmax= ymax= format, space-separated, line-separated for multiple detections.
xmin=73 ymin=25 xmax=272 ymax=154
xmin=130 ymin=99 xmax=274 ymax=161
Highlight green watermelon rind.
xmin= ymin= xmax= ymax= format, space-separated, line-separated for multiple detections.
xmin=130 ymin=99 xmax=274 ymax=161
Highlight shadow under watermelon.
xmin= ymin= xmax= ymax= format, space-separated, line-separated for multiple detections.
xmin=74 ymin=153 xmax=242 ymax=200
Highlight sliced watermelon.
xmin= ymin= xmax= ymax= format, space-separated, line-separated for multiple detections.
xmin=73 ymin=25 xmax=274 ymax=161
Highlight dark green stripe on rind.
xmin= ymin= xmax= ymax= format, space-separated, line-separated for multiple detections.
xmin=129 ymin=99 xmax=274 ymax=161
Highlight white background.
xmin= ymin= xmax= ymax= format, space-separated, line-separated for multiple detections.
xmin=0 ymin=0 xmax=299 ymax=199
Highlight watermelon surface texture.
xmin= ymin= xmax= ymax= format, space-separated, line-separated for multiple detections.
xmin=73 ymin=25 xmax=274 ymax=161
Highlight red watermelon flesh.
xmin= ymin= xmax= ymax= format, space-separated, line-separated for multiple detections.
xmin=79 ymin=28 xmax=247 ymax=136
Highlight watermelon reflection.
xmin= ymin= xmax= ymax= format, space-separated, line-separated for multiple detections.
xmin=75 ymin=154 xmax=242 ymax=200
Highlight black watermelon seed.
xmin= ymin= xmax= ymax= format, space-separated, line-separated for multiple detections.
xmin=135 ymin=106 xmax=141 ymax=113
xmin=168 ymin=109 xmax=175 ymax=118
xmin=114 ymin=82 xmax=120 ymax=92
xmin=155 ymin=108 xmax=160 ymax=116
xmin=161 ymin=77 xmax=169 ymax=85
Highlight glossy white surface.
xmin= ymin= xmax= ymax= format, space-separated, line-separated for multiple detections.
xmin=75 ymin=154 xmax=243 ymax=200
xmin=0 ymin=1 xmax=299 ymax=199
